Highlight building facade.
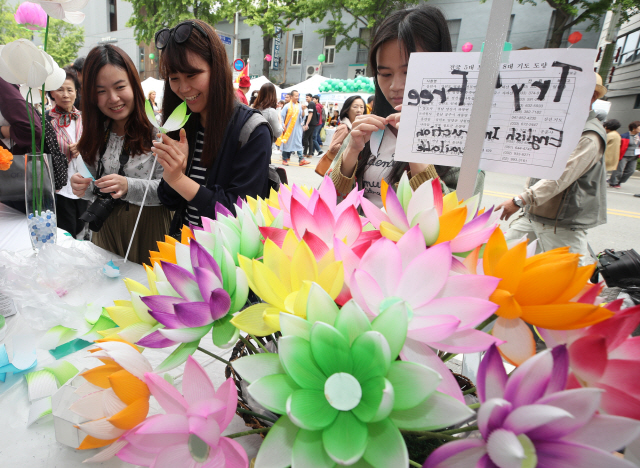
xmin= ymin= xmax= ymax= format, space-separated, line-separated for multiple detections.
xmin=216 ymin=0 xmax=603 ymax=87
xmin=596 ymin=11 xmax=640 ymax=127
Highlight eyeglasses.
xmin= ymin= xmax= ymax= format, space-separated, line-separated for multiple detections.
xmin=155 ymin=21 xmax=207 ymax=50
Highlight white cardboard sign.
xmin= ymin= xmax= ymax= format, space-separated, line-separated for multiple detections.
xmin=396 ymin=49 xmax=597 ymax=180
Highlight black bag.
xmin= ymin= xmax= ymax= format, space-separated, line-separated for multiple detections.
xmin=590 ymin=249 xmax=640 ymax=288
xmin=268 ymin=165 xmax=287 ymax=192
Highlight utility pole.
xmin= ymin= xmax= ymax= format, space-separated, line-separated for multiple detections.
xmin=598 ymin=3 xmax=622 ymax=84
xmin=233 ymin=12 xmax=239 ymax=61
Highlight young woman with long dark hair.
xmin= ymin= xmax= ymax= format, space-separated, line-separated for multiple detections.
xmin=151 ymin=19 xmax=272 ymax=237
xmin=253 ymin=82 xmax=282 ymax=142
xmin=330 ymin=5 xmax=484 ymax=205
xmin=70 ymin=44 xmax=170 ymax=264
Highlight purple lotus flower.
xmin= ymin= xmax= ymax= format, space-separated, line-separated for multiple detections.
xmin=425 ymin=344 xmax=640 ymax=468
xmin=14 ymin=2 xmax=47 ymax=30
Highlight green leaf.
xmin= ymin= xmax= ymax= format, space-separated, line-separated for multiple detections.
xmin=155 ymin=340 xmax=199 ymax=373
xmin=278 ymin=336 xmax=327 ymax=391
xmin=233 ymin=353 xmax=285 ymax=384
xmin=386 ymin=361 xmax=439 ymax=411
xmin=371 ymin=301 xmax=408 ymax=361
xmin=255 ymin=415 xmax=299 ymax=468
xmin=292 ymin=429 xmax=337 ymax=468
xmin=362 ymin=419 xmax=408 ymax=468
xmin=334 ymin=300 xmax=372 ymax=346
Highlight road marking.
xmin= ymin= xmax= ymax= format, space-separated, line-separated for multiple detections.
xmin=483 ymin=190 xmax=640 ymax=219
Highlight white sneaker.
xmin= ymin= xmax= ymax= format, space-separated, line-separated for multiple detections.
xmin=273 ymin=149 xmax=282 ymax=154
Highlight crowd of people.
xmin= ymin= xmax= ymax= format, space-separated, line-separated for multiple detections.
xmin=0 ymin=4 xmax=634 ymax=269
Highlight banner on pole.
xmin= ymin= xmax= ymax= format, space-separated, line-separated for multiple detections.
xmin=395 ymin=49 xmax=598 ymax=180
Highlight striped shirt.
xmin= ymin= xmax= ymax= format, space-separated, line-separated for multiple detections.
xmin=184 ymin=129 xmax=207 ymax=227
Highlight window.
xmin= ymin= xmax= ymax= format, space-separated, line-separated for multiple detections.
xmin=447 ymin=20 xmax=461 ymax=51
xmin=634 ymin=95 xmax=640 ymax=109
xmin=356 ymin=28 xmax=370 ymax=63
xmin=139 ymin=46 xmax=145 ymax=73
xmin=545 ymin=12 xmax=570 ymax=48
xmin=292 ymin=34 xmax=303 ymax=66
xmin=506 ymin=14 xmax=515 ymax=42
xmin=324 ymin=35 xmax=335 ymax=64
xmin=616 ymin=30 xmax=640 ymax=65
xmin=240 ymin=39 xmax=250 ymax=63
xmin=108 ymin=0 xmax=117 ymax=32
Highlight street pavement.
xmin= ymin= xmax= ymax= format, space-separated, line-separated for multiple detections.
xmin=276 ymin=148 xmax=640 ymax=257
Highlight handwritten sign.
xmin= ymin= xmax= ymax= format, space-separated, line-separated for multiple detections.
xmin=396 ymin=49 xmax=597 ymax=179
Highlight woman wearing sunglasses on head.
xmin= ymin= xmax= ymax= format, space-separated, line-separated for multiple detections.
xmin=69 ymin=45 xmax=171 ymax=264
xmin=152 ymin=20 xmax=272 ymax=238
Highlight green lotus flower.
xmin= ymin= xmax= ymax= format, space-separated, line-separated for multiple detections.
xmin=233 ymin=289 xmax=474 ymax=467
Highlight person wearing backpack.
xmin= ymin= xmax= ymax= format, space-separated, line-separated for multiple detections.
xmin=151 ymin=19 xmax=272 ymax=238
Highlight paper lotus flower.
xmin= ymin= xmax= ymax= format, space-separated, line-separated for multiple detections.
xmin=540 ymin=302 xmax=640 ymax=421
xmin=99 ymin=265 xmax=160 ymax=344
xmin=146 ymin=100 xmax=190 ymax=135
xmin=15 ymin=2 xmax=48 ymax=30
xmin=231 ymin=232 xmax=344 ymax=336
xmin=481 ymin=228 xmax=613 ymax=366
xmin=137 ymin=240 xmax=248 ymax=367
xmin=347 ymin=229 xmax=501 ymax=401
xmin=233 ymin=298 xmax=473 ymax=467
xmin=71 ymin=339 xmax=152 ymax=450
xmin=32 ymin=0 xmax=89 ymax=24
xmin=0 ymin=39 xmax=65 ymax=90
xmin=149 ymin=227 xmax=194 ymax=267
xmin=425 ymin=344 xmax=640 ymax=468
xmin=111 ymin=356 xmax=248 ymax=467
xmin=0 ymin=147 xmax=13 ymax=171
xmin=361 ymin=173 xmax=499 ymax=254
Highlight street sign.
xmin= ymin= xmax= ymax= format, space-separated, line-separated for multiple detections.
xmin=218 ymin=33 xmax=232 ymax=46
xmin=273 ymin=27 xmax=281 ymax=71
xmin=233 ymin=59 xmax=245 ymax=71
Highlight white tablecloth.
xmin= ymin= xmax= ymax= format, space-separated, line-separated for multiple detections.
xmin=0 ymin=204 xmax=263 ymax=466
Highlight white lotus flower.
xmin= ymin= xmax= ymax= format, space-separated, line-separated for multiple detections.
xmin=33 ymin=0 xmax=88 ymax=24
xmin=0 ymin=40 xmax=65 ymax=90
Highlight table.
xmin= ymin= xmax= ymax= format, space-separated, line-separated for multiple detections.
xmin=0 ymin=204 xmax=263 ymax=467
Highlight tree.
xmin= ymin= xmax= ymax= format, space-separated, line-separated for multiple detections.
xmin=0 ymin=0 xmax=33 ymax=44
xmin=219 ymin=0 xmax=305 ymax=78
xmin=126 ymin=0 xmax=225 ymax=47
xmin=516 ymin=0 xmax=640 ymax=48
xmin=38 ymin=19 xmax=84 ymax=67
xmin=301 ymin=0 xmax=420 ymax=56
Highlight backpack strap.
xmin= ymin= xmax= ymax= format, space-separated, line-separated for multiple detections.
xmin=239 ymin=112 xmax=273 ymax=147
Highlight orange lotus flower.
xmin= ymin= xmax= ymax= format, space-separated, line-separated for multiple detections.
xmin=0 ymin=147 xmax=13 ymax=171
xmin=69 ymin=338 xmax=152 ymax=449
xmin=480 ymin=228 xmax=613 ymax=366
xmin=148 ymin=226 xmax=194 ymax=267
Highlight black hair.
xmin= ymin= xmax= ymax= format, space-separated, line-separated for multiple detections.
xmin=367 ymin=95 xmax=374 ymax=104
xmin=48 ymin=66 xmax=80 ymax=101
xmin=355 ymin=4 xmax=451 ymax=185
xmin=339 ymin=95 xmax=367 ymax=122
xmin=306 ymin=93 xmax=313 ymax=99
xmin=629 ymin=121 xmax=640 ymax=131
xmin=604 ymin=119 xmax=621 ymax=131
xmin=72 ymin=56 xmax=85 ymax=72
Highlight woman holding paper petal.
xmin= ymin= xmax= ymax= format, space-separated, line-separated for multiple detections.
xmin=70 ymin=45 xmax=171 ymax=264
xmin=152 ymin=19 xmax=271 ymax=238
xmin=330 ymin=6 xmax=483 ymax=206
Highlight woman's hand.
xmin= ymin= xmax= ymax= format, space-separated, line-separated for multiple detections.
xmin=340 ymin=114 xmax=387 ymax=177
xmin=69 ymin=143 xmax=79 ymax=158
xmin=70 ymin=173 xmax=91 ymax=197
xmin=386 ymin=104 xmax=402 ymax=130
xmin=95 ymin=174 xmax=128 ymax=199
xmin=153 ymin=128 xmax=188 ymax=186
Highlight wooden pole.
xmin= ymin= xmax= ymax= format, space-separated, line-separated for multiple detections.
xmin=456 ymin=0 xmax=515 ymax=200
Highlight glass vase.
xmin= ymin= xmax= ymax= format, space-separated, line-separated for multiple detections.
xmin=24 ymin=153 xmax=57 ymax=250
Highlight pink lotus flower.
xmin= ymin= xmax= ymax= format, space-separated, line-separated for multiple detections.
xmin=425 ymin=344 xmax=640 ymax=468
xmin=361 ymin=174 xmax=499 ymax=254
xmin=347 ymin=226 xmax=502 ymax=401
xmin=539 ymin=301 xmax=640 ymax=421
xmin=115 ymin=356 xmax=248 ymax=467
xmin=14 ymin=2 xmax=47 ymax=30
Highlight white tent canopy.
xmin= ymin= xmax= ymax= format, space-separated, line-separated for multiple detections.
xmin=141 ymin=77 xmax=165 ymax=108
xmin=281 ymin=74 xmax=329 ymax=98
xmin=247 ymin=75 xmax=283 ymax=99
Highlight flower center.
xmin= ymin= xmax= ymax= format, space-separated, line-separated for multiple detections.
xmin=324 ymin=373 xmax=362 ymax=411
xmin=188 ymin=433 xmax=210 ymax=463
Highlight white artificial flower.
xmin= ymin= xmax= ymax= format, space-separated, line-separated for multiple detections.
xmin=0 ymin=40 xmax=65 ymax=90
xmin=34 ymin=0 xmax=88 ymax=24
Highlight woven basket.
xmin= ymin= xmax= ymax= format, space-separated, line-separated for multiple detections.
xmin=225 ymin=334 xmax=279 ymax=436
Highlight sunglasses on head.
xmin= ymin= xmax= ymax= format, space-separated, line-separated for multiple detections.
xmin=155 ymin=21 xmax=207 ymax=50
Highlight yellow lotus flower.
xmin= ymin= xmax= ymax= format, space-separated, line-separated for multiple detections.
xmin=231 ymin=230 xmax=344 ymax=336
xmin=148 ymin=227 xmax=194 ymax=267
xmin=98 ymin=265 xmax=160 ymax=343
xmin=483 ymin=228 xmax=613 ymax=366
xmin=71 ymin=338 xmax=152 ymax=449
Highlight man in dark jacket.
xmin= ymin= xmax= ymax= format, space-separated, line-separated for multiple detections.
xmin=609 ymin=120 xmax=640 ymax=188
